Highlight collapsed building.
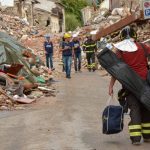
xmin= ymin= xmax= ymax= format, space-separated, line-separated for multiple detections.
xmin=0 ymin=30 xmax=57 ymax=110
xmin=81 ymin=0 xmax=150 ymax=43
xmin=0 ymin=0 xmax=65 ymax=33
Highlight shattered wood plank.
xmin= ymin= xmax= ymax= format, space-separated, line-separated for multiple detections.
xmin=94 ymin=13 xmax=141 ymax=40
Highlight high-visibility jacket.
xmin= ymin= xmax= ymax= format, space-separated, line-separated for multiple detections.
xmin=83 ymin=39 xmax=96 ymax=53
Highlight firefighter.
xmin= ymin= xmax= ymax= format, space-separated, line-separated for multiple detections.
xmin=83 ymin=33 xmax=97 ymax=72
xmin=109 ymin=26 xmax=150 ymax=145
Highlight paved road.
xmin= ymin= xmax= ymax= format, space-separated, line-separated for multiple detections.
xmin=0 ymin=70 xmax=150 ymax=150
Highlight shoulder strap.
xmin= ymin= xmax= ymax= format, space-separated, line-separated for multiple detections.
xmin=139 ymin=43 xmax=148 ymax=57
xmin=139 ymin=42 xmax=150 ymax=69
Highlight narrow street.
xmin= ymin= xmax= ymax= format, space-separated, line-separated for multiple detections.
xmin=0 ymin=70 xmax=150 ymax=150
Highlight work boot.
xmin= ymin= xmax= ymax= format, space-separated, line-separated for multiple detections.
xmin=92 ymin=68 xmax=96 ymax=72
xmin=88 ymin=68 xmax=91 ymax=72
xmin=67 ymin=76 xmax=71 ymax=79
xmin=132 ymin=141 xmax=141 ymax=145
xmin=51 ymin=68 xmax=55 ymax=71
xmin=66 ymin=75 xmax=71 ymax=79
xmin=131 ymin=137 xmax=141 ymax=145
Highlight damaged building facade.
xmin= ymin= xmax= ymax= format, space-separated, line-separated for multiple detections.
xmin=34 ymin=0 xmax=65 ymax=33
xmin=0 ymin=0 xmax=65 ymax=33
xmin=81 ymin=0 xmax=144 ymax=26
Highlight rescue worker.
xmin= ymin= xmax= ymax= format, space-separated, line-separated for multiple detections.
xmin=59 ymin=36 xmax=65 ymax=72
xmin=83 ymin=33 xmax=97 ymax=72
xmin=72 ymin=35 xmax=82 ymax=72
xmin=109 ymin=26 xmax=150 ymax=145
xmin=44 ymin=34 xmax=54 ymax=70
xmin=61 ymin=33 xmax=73 ymax=79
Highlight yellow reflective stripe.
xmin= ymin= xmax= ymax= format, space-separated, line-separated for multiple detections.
xmin=122 ymin=92 xmax=126 ymax=97
xmin=90 ymin=44 xmax=96 ymax=47
xmin=86 ymin=51 xmax=94 ymax=53
xmin=87 ymin=65 xmax=91 ymax=68
xmin=129 ymin=125 xmax=142 ymax=130
xmin=84 ymin=44 xmax=96 ymax=48
xmin=130 ymin=132 xmax=142 ymax=137
xmin=142 ymin=123 xmax=150 ymax=127
xmin=91 ymin=63 xmax=96 ymax=67
xmin=142 ymin=130 xmax=150 ymax=134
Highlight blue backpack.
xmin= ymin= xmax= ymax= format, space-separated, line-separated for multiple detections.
xmin=102 ymin=97 xmax=124 ymax=134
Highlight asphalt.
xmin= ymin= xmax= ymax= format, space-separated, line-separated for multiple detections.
xmin=0 ymin=70 xmax=150 ymax=150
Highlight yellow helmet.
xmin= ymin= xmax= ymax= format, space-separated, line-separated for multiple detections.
xmin=64 ymin=33 xmax=71 ymax=38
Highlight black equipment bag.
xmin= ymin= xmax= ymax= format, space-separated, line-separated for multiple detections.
xmin=97 ymin=48 xmax=150 ymax=110
xmin=139 ymin=43 xmax=150 ymax=85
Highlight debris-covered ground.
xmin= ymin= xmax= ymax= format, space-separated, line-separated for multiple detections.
xmin=0 ymin=13 xmax=61 ymax=111
xmin=0 ymin=2 xmax=150 ymax=111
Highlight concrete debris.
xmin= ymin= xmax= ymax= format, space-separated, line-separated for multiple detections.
xmin=14 ymin=106 xmax=25 ymax=110
xmin=0 ymin=12 xmax=58 ymax=111
xmin=79 ymin=1 xmax=150 ymax=44
xmin=0 ymin=14 xmax=31 ymax=39
xmin=86 ymin=6 xmax=131 ymax=32
xmin=27 ymin=91 xmax=44 ymax=99
xmin=0 ymin=105 xmax=9 ymax=110
xmin=13 ymin=95 xmax=36 ymax=104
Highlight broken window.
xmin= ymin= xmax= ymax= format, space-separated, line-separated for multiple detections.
xmin=46 ymin=17 xmax=51 ymax=27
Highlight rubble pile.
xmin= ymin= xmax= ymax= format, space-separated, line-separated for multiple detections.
xmin=88 ymin=6 xmax=131 ymax=32
xmin=21 ymin=35 xmax=61 ymax=67
xmin=0 ymin=90 xmax=14 ymax=110
xmin=22 ymin=36 xmax=45 ymax=61
xmin=0 ymin=14 xmax=30 ymax=39
xmin=0 ymin=30 xmax=57 ymax=111
xmin=0 ymin=13 xmax=48 ymax=41
xmin=79 ymin=0 xmax=150 ymax=43
xmin=137 ymin=21 xmax=150 ymax=42
xmin=89 ymin=8 xmax=149 ymax=43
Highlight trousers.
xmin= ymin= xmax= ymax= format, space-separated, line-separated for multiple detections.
xmin=63 ymin=56 xmax=72 ymax=77
xmin=86 ymin=52 xmax=95 ymax=70
xmin=74 ymin=53 xmax=81 ymax=71
xmin=127 ymin=92 xmax=150 ymax=142
xmin=46 ymin=53 xmax=53 ymax=69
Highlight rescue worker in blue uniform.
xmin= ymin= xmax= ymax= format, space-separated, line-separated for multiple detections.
xmin=44 ymin=35 xmax=54 ymax=70
xmin=61 ymin=33 xmax=73 ymax=79
xmin=72 ymin=35 xmax=82 ymax=72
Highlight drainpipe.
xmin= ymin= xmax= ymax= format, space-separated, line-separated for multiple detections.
xmin=18 ymin=0 xmax=23 ymax=17
xmin=31 ymin=1 xmax=34 ymax=26
xmin=109 ymin=0 xmax=112 ymax=11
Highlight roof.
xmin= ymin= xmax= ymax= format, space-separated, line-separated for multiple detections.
xmin=14 ymin=0 xmax=39 ymax=3
xmin=34 ymin=0 xmax=56 ymax=13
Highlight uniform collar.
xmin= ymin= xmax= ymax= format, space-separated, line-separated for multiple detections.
xmin=114 ymin=39 xmax=138 ymax=52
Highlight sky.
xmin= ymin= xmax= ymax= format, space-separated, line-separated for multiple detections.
xmin=0 ymin=0 xmax=14 ymax=6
